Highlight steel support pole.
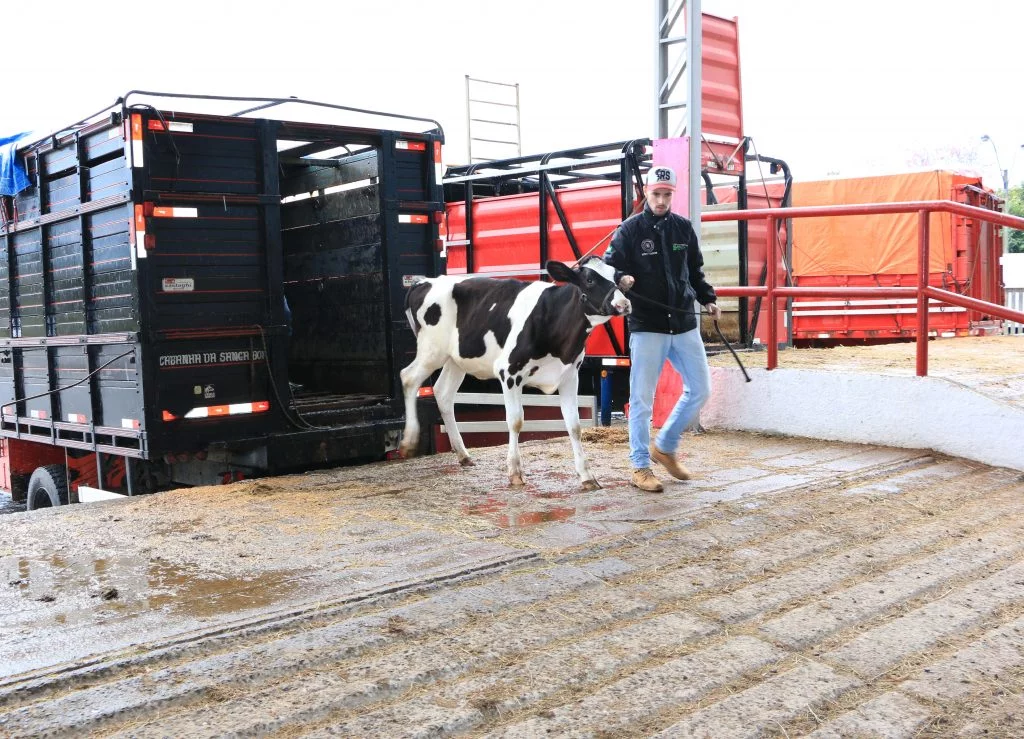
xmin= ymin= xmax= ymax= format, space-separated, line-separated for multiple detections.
xmin=600 ymin=370 xmax=613 ymax=427
xmin=766 ymin=216 xmax=777 ymax=370
xmin=685 ymin=0 xmax=702 ymax=232
xmin=465 ymin=75 xmax=472 ymax=163
xmin=916 ymin=210 xmax=930 ymax=377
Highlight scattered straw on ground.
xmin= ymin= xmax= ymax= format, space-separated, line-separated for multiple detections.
xmin=581 ymin=426 xmax=630 ymax=444
xmin=708 ymin=335 xmax=1022 ymax=376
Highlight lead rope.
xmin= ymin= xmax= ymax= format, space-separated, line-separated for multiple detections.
xmin=569 ymin=195 xmax=752 ymax=381
xmin=622 ymin=289 xmax=752 ymax=383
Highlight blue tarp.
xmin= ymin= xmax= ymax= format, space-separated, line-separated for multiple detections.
xmin=0 ymin=132 xmax=32 ymax=197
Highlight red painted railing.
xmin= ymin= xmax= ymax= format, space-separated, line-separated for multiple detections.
xmin=705 ymin=200 xmax=1024 ymax=376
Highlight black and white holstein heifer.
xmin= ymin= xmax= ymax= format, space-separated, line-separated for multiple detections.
xmin=400 ymin=258 xmax=632 ymax=490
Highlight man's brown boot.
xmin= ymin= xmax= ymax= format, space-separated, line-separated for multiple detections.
xmin=631 ymin=467 xmax=664 ymax=493
xmin=650 ymin=444 xmax=692 ymax=480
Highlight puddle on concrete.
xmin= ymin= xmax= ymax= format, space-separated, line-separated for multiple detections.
xmin=463 ymin=498 xmax=578 ymax=530
xmin=461 ymin=471 xmax=611 ymax=530
xmin=3 ymin=552 xmax=302 ymax=625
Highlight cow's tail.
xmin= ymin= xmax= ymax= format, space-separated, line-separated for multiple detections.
xmin=404 ymin=278 xmax=430 ymax=336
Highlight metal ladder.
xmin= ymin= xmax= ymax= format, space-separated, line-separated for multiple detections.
xmin=465 ymin=75 xmax=522 ymax=164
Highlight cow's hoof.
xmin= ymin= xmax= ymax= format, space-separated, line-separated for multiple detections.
xmin=398 ymin=446 xmax=418 ymax=459
xmin=581 ymin=479 xmax=602 ymax=492
xmin=509 ymin=474 xmax=526 ymax=487
xmin=459 ymin=457 xmax=476 ymax=467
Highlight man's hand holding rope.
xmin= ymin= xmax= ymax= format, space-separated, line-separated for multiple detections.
xmin=617 ymin=274 xmax=722 ymax=321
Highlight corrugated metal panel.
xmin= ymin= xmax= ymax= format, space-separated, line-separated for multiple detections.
xmin=701 ymin=202 xmax=740 ymax=313
xmin=701 ymin=14 xmax=743 ymax=141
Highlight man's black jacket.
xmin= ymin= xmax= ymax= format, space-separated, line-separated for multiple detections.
xmin=604 ymin=207 xmax=717 ymax=334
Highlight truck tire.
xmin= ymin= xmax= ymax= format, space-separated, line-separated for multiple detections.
xmin=26 ymin=465 xmax=70 ymax=510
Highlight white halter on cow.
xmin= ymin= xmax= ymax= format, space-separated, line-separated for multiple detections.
xmin=399 ymin=257 xmax=632 ymax=489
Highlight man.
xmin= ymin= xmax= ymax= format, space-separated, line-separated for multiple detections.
xmin=604 ymin=165 xmax=721 ymax=492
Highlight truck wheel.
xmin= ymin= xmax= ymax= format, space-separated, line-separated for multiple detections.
xmin=26 ymin=465 xmax=70 ymax=510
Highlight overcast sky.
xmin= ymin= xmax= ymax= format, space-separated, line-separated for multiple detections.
xmin=3 ymin=0 xmax=1022 ymax=187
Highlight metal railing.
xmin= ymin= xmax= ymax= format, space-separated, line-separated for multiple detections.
xmin=706 ymin=200 xmax=1024 ymax=376
xmin=1006 ymin=288 xmax=1024 ymax=335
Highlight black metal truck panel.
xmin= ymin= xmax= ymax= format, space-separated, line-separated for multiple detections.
xmin=0 ymin=94 xmax=445 ymax=484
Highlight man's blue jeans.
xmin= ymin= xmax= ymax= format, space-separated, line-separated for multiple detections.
xmin=628 ymin=328 xmax=712 ymax=469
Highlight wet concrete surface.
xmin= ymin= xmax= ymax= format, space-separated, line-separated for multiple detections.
xmin=0 ymin=493 xmax=24 ymax=516
xmin=1 ymin=429 xmax=1023 ymax=737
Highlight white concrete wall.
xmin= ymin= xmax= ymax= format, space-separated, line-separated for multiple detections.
xmin=703 ymin=367 xmax=1024 ymax=473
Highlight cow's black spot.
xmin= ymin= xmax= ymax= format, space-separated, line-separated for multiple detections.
xmin=453 ymin=278 xmax=530 ymax=359
xmin=515 ymin=375 xmax=522 ymax=386
xmin=423 ymin=303 xmax=441 ymax=325
xmin=499 ymin=369 xmax=506 ymax=381
xmin=529 ymin=366 xmax=539 ymax=376
xmin=405 ymin=281 xmax=431 ymax=334
xmin=507 ymin=376 xmax=515 ymax=389
xmin=507 ymin=284 xmax=590 ymax=376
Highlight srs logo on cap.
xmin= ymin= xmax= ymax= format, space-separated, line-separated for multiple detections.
xmin=645 ymin=166 xmax=677 ymax=192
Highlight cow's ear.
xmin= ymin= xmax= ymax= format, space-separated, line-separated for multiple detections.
xmin=546 ymin=260 xmax=578 ymax=284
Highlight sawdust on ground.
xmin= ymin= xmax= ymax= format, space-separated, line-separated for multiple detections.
xmin=707 ymin=335 xmax=1022 ymax=377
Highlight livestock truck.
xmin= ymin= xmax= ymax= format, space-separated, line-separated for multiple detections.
xmin=0 ymin=92 xmax=445 ymax=508
xmin=785 ymin=170 xmax=1005 ymax=344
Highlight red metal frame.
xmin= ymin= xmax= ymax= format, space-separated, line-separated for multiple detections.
xmin=707 ymin=201 xmax=1024 ymax=376
xmin=0 ymin=437 xmax=127 ymax=499
xmin=445 ymin=182 xmax=629 ymax=357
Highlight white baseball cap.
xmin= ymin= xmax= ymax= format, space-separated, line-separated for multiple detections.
xmin=645 ymin=165 xmax=677 ymax=192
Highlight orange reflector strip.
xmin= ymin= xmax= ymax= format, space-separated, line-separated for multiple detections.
xmin=396 ymin=140 xmax=427 ymax=151
xmin=433 ymin=141 xmax=442 ymax=163
xmin=165 ymin=401 xmax=271 ymax=421
xmin=147 ymin=120 xmax=193 ymax=133
xmin=130 ymin=114 xmax=145 ymax=169
xmin=398 ymin=214 xmax=430 ymax=224
xmin=122 ymin=418 xmax=141 ymax=429
xmin=66 ymin=413 xmax=87 ymax=424
xmin=152 ymin=206 xmax=198 ymax=218
xmin=417 ymin=387 xmax=434 ymax=397
xmin=29 ymin=410 xmax=48 ymax=419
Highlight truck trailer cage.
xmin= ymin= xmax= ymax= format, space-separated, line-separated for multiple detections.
xmin=0 ymin=92 xmax=445 ymax=506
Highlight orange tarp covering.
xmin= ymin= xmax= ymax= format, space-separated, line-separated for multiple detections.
xmin=791 ymin=170 xmax=981 ymax=276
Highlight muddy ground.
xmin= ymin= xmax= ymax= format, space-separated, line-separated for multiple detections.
xmin=0 ymin=336 xmax=1022 ymax=736
xmin=2 ymin=421 xmax=1024 ymax=737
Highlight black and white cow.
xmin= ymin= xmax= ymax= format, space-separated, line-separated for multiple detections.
xmin=399 ymin=257 xmax=632 ymax=490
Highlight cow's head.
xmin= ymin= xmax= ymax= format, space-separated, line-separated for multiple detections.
xmin=547 ymin=257 xmax=632 ymax=318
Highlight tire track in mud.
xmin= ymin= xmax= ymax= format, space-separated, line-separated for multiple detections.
xmin=2 ymin=444 xmax=1023 ymax=738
